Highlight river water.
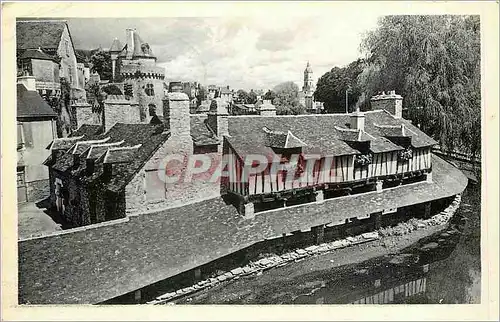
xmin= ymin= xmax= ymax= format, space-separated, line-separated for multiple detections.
xmin=176 ymin=183 xmax=480 ymax=304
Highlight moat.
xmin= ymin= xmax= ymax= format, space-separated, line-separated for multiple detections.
xmin=171 ymin=182 xmax=480 ymax=304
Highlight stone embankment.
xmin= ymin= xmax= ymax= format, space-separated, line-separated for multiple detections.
xmin=147 ymin=194 xmax=462 ymax=305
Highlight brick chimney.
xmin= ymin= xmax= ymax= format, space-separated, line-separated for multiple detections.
xmin=17 ymin=76 xmax=36 ymax=91
xmin=350 ymin=107 xmax=365 ymax=131
xmin=208 ymin=98 xmax=229 ymax=139
xmin=370 ymin=90 xmax=403 ymax=118
xmin=259 ymin=100 xmax=276 ymax=116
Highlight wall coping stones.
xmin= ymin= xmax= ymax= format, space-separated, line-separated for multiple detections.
xmin=148 ymin=193 xmax=462 ymax=305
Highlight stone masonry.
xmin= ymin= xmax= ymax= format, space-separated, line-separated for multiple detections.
xmin=104 ymin=95 xmax=140 ymax=132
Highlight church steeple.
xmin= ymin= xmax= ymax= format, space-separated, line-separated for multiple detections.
xmin=303 ymin=61 xmax=314 ymax=95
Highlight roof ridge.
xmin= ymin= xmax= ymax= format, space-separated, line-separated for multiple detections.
xmin=71 ymin=137 xmax=111 ymax=154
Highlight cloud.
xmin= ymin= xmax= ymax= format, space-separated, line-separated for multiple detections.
xmin=66 ymin=15 xmax=380 ymax=90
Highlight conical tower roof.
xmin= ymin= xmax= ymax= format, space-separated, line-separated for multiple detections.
xmin=109 ymin=38 xmax=123 ymax=53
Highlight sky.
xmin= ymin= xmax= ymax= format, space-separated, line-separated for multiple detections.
xmin=66 ymin=14 xmax=381 ymax=91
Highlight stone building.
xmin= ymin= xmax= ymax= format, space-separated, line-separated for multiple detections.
xmin=22 ymin=89 xmax=468 ymax=305
xmin=298 ymin=61 xmax=324 ymax=113
xmin=16 ymin=20 xmax=87 ymax=101
xmin=108 ymin=28 xmax=166 ymax=124
xmin=46 ymin=88 xmax=438 ymax=226
xmin=17 ymin=78 xmax=58 ymax=202
xmin=16 ymin=20 xmax=88 ymax=136
xmin=45 ymin=93 xmax=221 ymax=226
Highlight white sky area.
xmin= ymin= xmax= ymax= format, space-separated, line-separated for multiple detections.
xmin=67 ymin=14 xmax=381 ymax=91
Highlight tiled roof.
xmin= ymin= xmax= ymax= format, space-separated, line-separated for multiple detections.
xmin=48 ymin=123 xmax=170 ymax=192
xmin=16 ymin=20 xmax=66 ymax=51
xmin=18 ymin=155 xmax=467 ymax=304
xmin=17 ymin=84 xmax=57 ymax=119
xmin=226 ymin=110 xmax=437 ymax=158
xmin=190 ymin=115 xmax=221 ymax=146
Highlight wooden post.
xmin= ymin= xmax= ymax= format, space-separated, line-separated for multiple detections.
xmin=371 ymin=212 xmax=383 ymax=230
xmin=424 ymin=202 xmax=431 ymax=218
xmin=134 ymin=289 xmax=142 ymax=302
xmin=194 ymin=268 xmax=202 ymax=281
xmin=312 ymin=225 xmax=325 ymax=244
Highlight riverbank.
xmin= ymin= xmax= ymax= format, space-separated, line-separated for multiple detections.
xmin=149 ymin=194 xmax=462 ymax=305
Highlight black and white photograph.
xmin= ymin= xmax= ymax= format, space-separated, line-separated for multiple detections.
xmin=1 ymin=1 xmax=498 ymax=320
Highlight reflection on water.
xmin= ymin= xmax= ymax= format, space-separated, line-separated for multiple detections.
xmin=292 ymin=183 xmax=480 ymax=305
xmin=177 ymin=184 xmax=480 ymax=304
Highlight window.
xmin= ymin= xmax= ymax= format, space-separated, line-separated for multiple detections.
xmin=17 ymin=123 xmax=24 ymax=150
xmin=148 ymin=104 xmax=156 ymax=116
xmin=17 ymin=168 xmax=25 ymax=186
xmin=65 ymin=40 xmax=69 ymax=56
xmin=145 ymin=84 xmax=154 ymax=96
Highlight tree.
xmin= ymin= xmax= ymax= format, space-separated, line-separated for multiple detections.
xmin=263 ymin=89 xmax=276 ymax=102
xmin=247 ymin=89 xmax=258 ymax=104
xmin=90 ymin=49 xmax=112 ymax=81
xmin=196 ymin=85 xmax=207 ymax=106
xmin=314 ymin=59 xmax=366 ymax=113
xmin=273 ymin=81 xmax=305 ymax=115
xmin=236 ymin=89 xmax=249 ymax=104
xmin=101 ymin=84 xmax=122 ymax=95
xmin=359 ymin=15 xmax=480 ymax=158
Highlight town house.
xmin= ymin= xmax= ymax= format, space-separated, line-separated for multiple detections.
xmin=17 ymin=77 xmax=58 ymax=202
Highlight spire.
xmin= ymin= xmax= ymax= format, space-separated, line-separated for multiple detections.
xmin=305 ymin=61 xmax=313 ymax=73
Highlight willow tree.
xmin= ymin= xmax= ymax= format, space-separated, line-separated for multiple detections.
xmin=358 ymin=15 xmax=480 ymax=158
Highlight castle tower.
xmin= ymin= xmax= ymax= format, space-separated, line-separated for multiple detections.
xmin=114 ymin=28 xmax=165 ymax=124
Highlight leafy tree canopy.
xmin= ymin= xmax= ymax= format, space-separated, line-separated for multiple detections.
xmin=359 ymin=15 xmax=480 ymax=157
xmin=273 ymin=81 xmax=306 ymax=115
xmin=314 ymin=59 xmax=366 ymax=113
xmin=90 ymin=49 xmax=113 ymax=81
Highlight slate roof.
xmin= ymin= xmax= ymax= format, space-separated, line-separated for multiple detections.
xmin=19 ymin=49 xmax=57 ymax=62
xmin=17 ymin=84 xmax=57 ymax=119
xmin=226 ymin=110 xmax=437 ymax=159
xmin=118 ymin=31 xmax=156 ymax=59
xmin=18 ymin=155 xmax=467 ymax=304
xmin=190 ymin=115 xmax=221 ymax=146
xmin=70 ymin=124 xmax=103 ymax=138
xmin=16 ymin=20 xmax=66 ymax=51
xmin=48 ymin=123 xmax=170 ymax=192
xmin=109 ymin=38 xmax=124 ymax=53
xmin=103 ymin=145 xmax=142 ymax=164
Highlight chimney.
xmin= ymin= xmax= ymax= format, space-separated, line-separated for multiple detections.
xmin=73 ymin=153 xmax=80 ymax=168
xmin=259 ymin=100 xmax=276 ymax=116
xmin=370 ymin=90 xmax=403 ymax=118
xmin=163 ymin=92 xmax=192 ymax=151
xmin=86 ymin=159 xmax=95 ymax=176
xmin=103 ymin=163 xmax=112 ymax=181
xmin=207 ymin=98 xmax=229 ymax=139
xmin=17 ymin=75 xmax=36 ymax=91
xmin=125 ymin=28 xmax=135 ymax=59
xmin=350 ymin=107 xmax=365 ymax=131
